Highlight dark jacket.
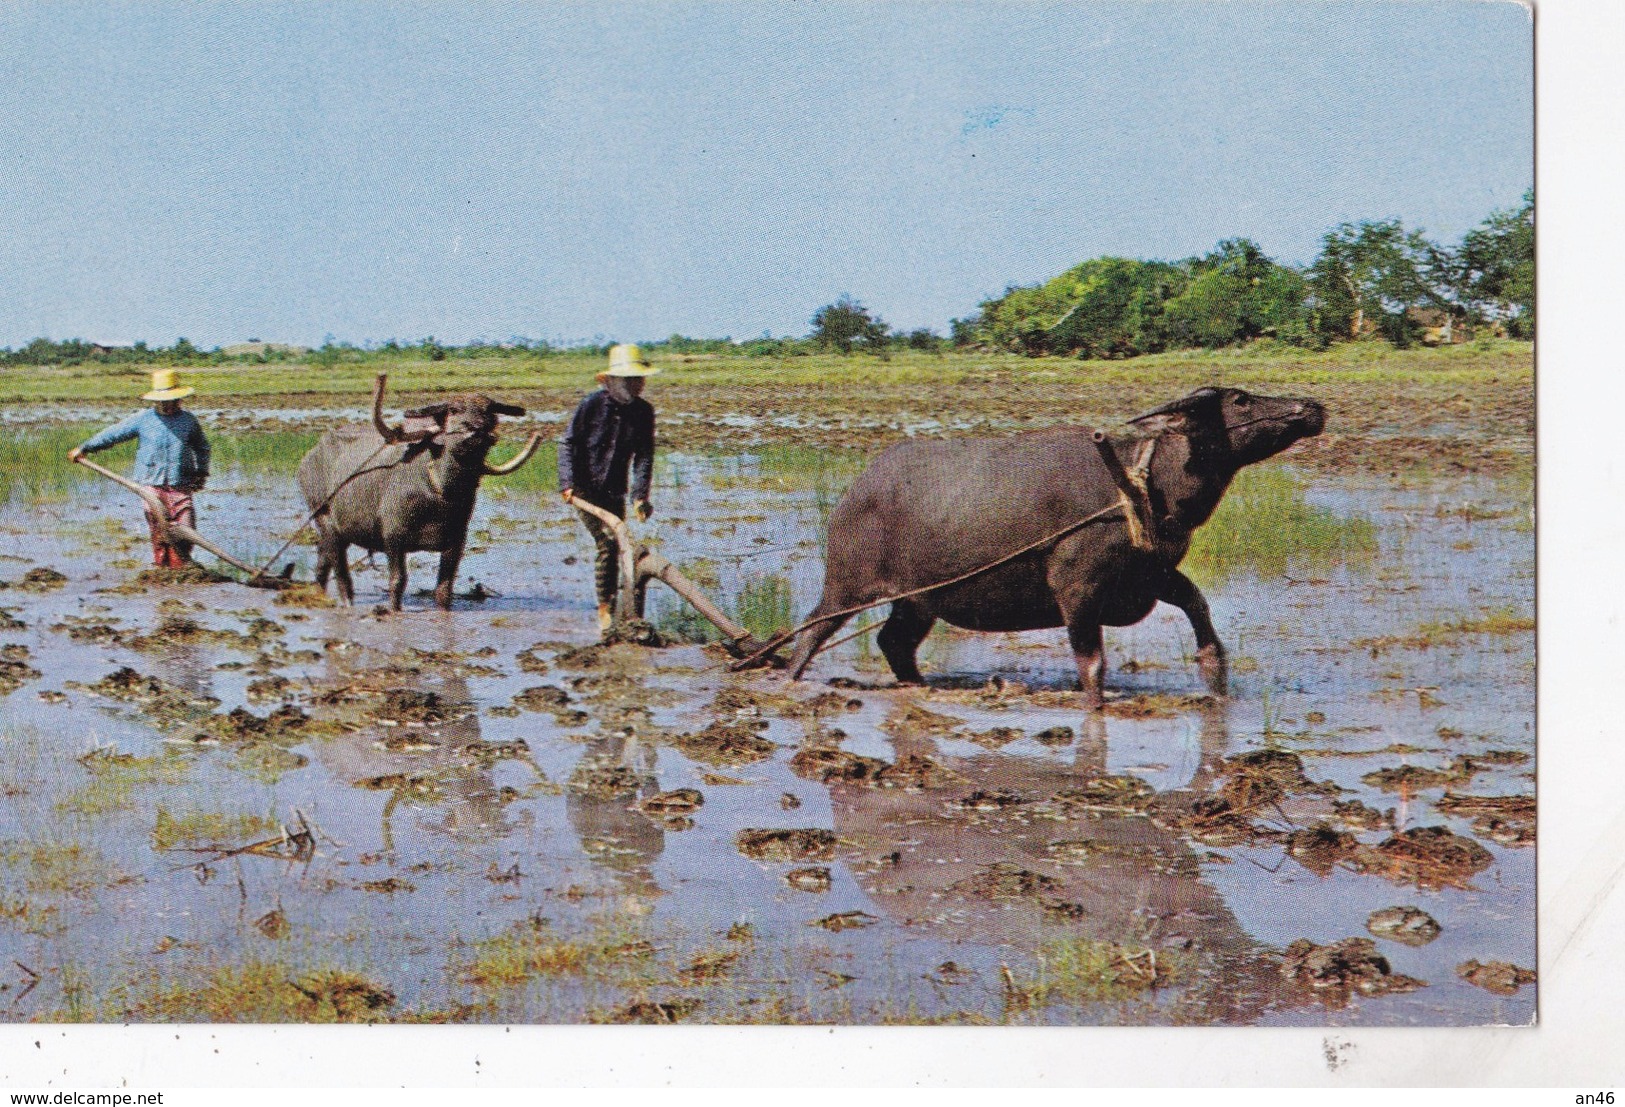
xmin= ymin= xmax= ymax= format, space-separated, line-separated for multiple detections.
xmin=558 ymin=389 xmax=655 ymax=505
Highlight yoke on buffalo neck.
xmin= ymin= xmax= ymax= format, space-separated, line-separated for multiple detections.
xmin=1120 ymin=387 xmax=1327 ymax=535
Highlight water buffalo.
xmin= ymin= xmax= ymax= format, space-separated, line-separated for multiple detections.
xmin=786 ymin=386 xmax=1326 ymax=706
xmin=297 ymin=382 xmax=541 ymax=610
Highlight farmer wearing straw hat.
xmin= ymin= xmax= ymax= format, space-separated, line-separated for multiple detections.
xmin=68 ymin=369 xmax=211 ymax=570
xmin=559 ymin=344 xmax=659 ymax=635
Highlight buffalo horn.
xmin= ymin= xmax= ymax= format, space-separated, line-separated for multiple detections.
xmin=484 ymin=432 xmax=544 ymax=475
xmin=372 ymin=373 xmax=402 ymax=442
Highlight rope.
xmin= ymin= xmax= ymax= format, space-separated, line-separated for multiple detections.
xmin=245 ymin=438 xmax=414 ymax=581
xmin=730 ymin=497 xmax=1140 ymax=670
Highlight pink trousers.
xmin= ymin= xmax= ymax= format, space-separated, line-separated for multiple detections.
xmin=144 ymin=486 xmax=196 ymax=569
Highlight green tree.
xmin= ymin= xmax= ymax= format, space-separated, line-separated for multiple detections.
xmin=810 ymin=295 xmax=890 ymax=354
xmin=1161 ymin=240 xmax=1307 ymax=348
xmin=1307 ymin=220 xmax=1444 ymax=346
xmin=1455 ymin=189 xmax=1534 ymax=337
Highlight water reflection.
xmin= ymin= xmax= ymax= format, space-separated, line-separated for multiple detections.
xmin=565 ymin=731 xmax=667 ymax=898
xmin=824 ymin=701 xmax=1290 ymax=1022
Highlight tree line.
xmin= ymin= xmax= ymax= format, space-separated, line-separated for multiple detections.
xmin=1 ymin=191 xmax=1529 ymax=368
xmin=953 ymin=191 xmax=1532 ymax=357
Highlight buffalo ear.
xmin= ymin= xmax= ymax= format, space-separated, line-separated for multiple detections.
xmin=491 ymin=400 xmax=526 ymax=418
xmin=1127 ymin=388 xmax=1219 ymax=435
xmin=1127 ymin=409 xmax=1189 ymax=436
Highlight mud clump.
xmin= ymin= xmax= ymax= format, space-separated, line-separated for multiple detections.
xmin=1360 ymin=764 xmax=1461 ymax=792
xmin=1285 ymin=823 xmax=1362 ymax=876
xmin=245 ymin=675 xmax=294 ymax=701
xmin=567 ymin=762 xmax=645 ymax=802
xmin=672 ymin=720 xmax=776 ymax=767
xmin=949 ymin=862 xmax=1061 ymax=901
xmin=784 ymin=866 xmax=832 ymax=892
xmin=734 ymin=827 xmax=836 ymax=863
xmin=1456 ymin=959 xmax=1536 ymax=995
xmin=876 ymin=753 xmax=960 ymax=791
xmin=512 ymin=685 xmax=587 ymax=725
xmin=272 ymin=584 xmax=337 ymax=608
xmin=287 ymin=971 xmax=396 ymax=1020
xmin=636 ymin=789 xmax=704 ymax=818
xmin=880 ymin=702 xmax=965 ymax=739
xmin=8 ymin=567 xmax=67 ymax=592
xmin=1033 ymin=726 xmax=1075 ymax=747
xmin=810 ymin=911 xmax=877 ymax=932
xmin=1282 ymin=938 xmax=1425 ymax=1001
xmin=205 ymin=704 xmax=312 ymax=744
xmin=51 ymin=618 xmax=127 ymax=645
xmin=789 ymin=747 xmax=889 ymax=785
xmin=72 ymin=666 xmax=220 ymax=718
xmin=1103 ymin=693 xmax=1215 ymax=719
xmin=1354 ymin=826 xmax=1494 ymax=889
xmin=1042 ymin=775 xmax=1156 ymax=816
xmin=1366 ymin=906 xmax=1442 ymax=946
xmin=599 ymin=998 xmax=700 ymax=1024
xmin=597 ymin=618 xmax=662 ymax=647
xmin=1219 ymin=749 xmax=1337 ymax=810
xmin=136 ymin=565 xmax=229 ymax=587
xmin=0 ymin=645 xmax=41 ymax=696
xmin=369 ymin=689 xmax=463 ymax=726
xmin=1163 ymin=796 xmax=1257 ymax=846
xmin=966 ymin=726 xmax=1023 ymax=750
xmin=515 ymin=644 xmax=551 ymax=674
xmin=125 ymin=616 xmax=260 ymax=654
xmin=1437 ymin=792 xmax=1535 ymax=847
xmin=1332 ymin=799 xmax=1395 ymax=832
xmin=954 ymin=789 xmax=1026 ymax=811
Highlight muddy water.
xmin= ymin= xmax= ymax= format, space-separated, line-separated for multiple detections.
xmin=0 ymin=451 xmax=1532 ymax=1025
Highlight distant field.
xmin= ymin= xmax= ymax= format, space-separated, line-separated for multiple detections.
xmin=0 ymin=341 xmax=1532 ymax=476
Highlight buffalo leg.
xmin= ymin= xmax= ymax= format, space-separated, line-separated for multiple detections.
xmin=434 ymin=547 xmax=464 ymax=611
xmin=1159 ymin=569 xmax=1227 ymax=695
xmin=876 ymin=601 xmax=934 ymax=686
xmin=331 ymin=544 xmax=356 ymax=606
xmin=386 ymin=550 xmax=409 ymax=611
xmin=786 ymin=601 xmax=853 ymax=680
xmin=1065 ymin=618 xmax=1106 ymax=710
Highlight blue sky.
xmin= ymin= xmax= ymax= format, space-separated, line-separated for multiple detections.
xmin=0 ymin=1 xmax=1532 ymax=349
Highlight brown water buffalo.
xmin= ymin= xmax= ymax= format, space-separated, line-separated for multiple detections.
xmin=297 ymin=383 xmax=541 ymax=610
xmin=786 ymin=387 xmax=1326 ymax=706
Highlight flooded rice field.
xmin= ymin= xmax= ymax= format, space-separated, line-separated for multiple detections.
xmin=0 ymin=433 xmax=1533 ymax=1026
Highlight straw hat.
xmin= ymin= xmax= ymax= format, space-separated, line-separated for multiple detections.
xmin=600 ymin=344 xmax=660 ymax=378
xmin=142 ymin=369 xmax=194 ymax=401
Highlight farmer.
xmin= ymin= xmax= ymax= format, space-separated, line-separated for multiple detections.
xmin=68 ymin=369 xmax=211 ymax=570
xmin=559 ymin=343 xmax=658 ymax=635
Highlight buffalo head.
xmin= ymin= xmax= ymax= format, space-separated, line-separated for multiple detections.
xmin=371 ymin=373 xmax=540 ymax=477
xmin=1129 ymin=387 xmax=1325 ymax=468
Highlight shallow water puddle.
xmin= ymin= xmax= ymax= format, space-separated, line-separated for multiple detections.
xmin=0 ymin=454 xmax=1532 ymax=1025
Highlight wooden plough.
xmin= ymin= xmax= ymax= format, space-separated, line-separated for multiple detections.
xmin=73 ymin=455 xmax=295 ymax=588
xmin=568 ymin=498 xmax=778 ymax=660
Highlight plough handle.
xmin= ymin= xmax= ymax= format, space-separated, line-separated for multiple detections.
xmin=72 ymin=456 xmax=277 ymax=582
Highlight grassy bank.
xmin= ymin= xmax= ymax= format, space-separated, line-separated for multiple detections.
xmin=0 ymin=340 xmax=1531 ymax=403
xmin=0 ymin=341 xmax=1533 ymax=478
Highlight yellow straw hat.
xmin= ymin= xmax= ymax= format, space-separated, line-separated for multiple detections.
xmin=600 ymin=344 xmax=660 ymax=378
xmin=141 ymin=369 xmax=194 ymax=401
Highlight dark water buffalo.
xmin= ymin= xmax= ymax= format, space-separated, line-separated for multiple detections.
xmin=297 ymin=388 xmax=541 ymax=610
xmin=787 ymin=387 xmax=1325 ymax=705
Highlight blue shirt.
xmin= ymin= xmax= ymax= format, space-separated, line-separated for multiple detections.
xmin=78 ymin=408 xmax=211 ymax=489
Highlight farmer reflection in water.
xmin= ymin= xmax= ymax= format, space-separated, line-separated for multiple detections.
xmin=559 ymin=344 xmax=658 ymax=638
xmin=68 ymin=369 xmax=212 ymax=570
